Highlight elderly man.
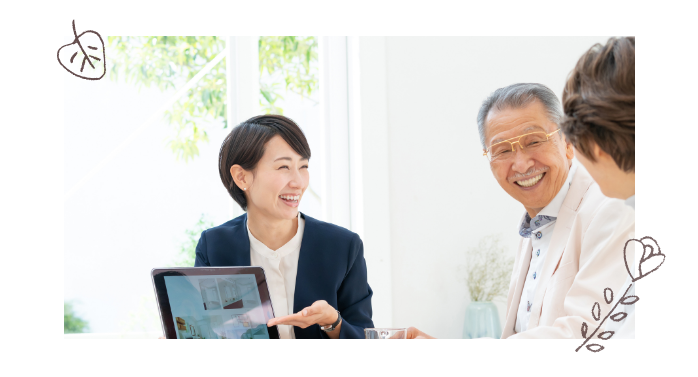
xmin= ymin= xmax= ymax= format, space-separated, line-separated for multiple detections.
xmin=407 ymin=83 xmax=633 ymax=339
xmin=480 ymin=83 xmax=634 ymax=339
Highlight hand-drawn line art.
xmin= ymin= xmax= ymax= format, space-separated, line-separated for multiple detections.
xmin=57 ymin=20 xmax=106 ymax=80
xmin=576 ymin=236 xmax=665 ymax=352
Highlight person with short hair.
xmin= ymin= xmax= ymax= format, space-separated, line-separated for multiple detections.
xmin=195 ymin=114 xmax=374 ymax=339
xmin=406 ymin=83 xmax=633 ymax=339
xmin=561 ymin=36 xmax=635 ymax=337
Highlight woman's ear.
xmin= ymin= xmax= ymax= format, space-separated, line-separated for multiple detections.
xmin=578 ymin=140 xmax=608 ymax=163
xmin=230 ymin=165 xmax=252 ymax=191
xmin=589 ymin=142 xmax=608 ymax=161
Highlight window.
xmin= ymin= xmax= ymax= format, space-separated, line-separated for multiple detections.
xmin=64 ymin=36 xmax=356 ymax=336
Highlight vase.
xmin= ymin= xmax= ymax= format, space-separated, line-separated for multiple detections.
xmin=462 ymin=301 xmax=501 ymax=339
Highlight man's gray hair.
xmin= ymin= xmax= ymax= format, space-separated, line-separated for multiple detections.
xmin=477 ymin=83 xmax=563 ymax=148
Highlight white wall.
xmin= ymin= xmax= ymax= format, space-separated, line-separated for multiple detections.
xmin=358 ymin=37 xmax=610 ymax=338
xmin=352 ymin=37 xmax=393 ymax=328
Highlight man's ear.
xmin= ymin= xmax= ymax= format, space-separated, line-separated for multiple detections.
xmin=230 ymin=165 xmax=252 ymax=190
xmin=565 ymin=139 xmax=575 ymax=160
xmin=565 ymin=143 xmax=574 ymax=160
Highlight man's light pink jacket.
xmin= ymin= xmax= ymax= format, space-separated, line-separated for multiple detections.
xmin=502 ymin=165 xmax=635 ymax=339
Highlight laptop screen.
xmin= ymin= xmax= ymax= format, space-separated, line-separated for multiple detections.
xmin=158 ymin=271 xmax=275 ymax=339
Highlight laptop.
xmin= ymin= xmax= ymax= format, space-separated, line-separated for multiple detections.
xmin=151 ymin=267 xmax=280 ymax=339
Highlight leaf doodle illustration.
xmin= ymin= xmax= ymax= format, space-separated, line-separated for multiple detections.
xmin=576 ymin=284 xmax=636 ymax=352
xmin=604 ymin=288 xmax=613 ymax=304
xmin=586 ymin=344 xmax=604 ymax=353
xmin=597 ymin=331 xmax=614 ymax=340
xmin=57 ymin=20 xmax=106 ymax=80
xmin=592 ymin=302 xmax=601 ymax=321
xmin=610 ymin=312 xmax=628 ymax=322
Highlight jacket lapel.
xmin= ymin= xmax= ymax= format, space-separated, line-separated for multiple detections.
xmin=502 ymin=237 xmax=533 ymax=338
xmin=230 ymin=213 xmax=251 ymax=266
xmin=527 ymin=166 xmax=593 ymax=328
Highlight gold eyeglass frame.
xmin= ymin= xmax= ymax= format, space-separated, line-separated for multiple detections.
xmin=483 ymin=128 xmax=561 ymax=162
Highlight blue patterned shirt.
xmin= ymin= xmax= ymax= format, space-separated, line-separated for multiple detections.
xmin=519 ymin=214 xmax=556 ymax=238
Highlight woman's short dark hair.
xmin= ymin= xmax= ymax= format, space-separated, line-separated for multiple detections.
xmin=219 ymin=114 xmax=311 ymax=211
xmin=561 ymin=36 xmax=635 ymax=172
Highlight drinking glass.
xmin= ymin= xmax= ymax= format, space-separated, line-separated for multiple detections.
xmin=364 ymin=328 xmax=407 ymax=339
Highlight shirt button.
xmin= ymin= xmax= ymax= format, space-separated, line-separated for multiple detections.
xmin=536 ymin=231 xmax=542 ymax=239
xmin=527 ymin=301 xmax=532 ymax=312
xmin=533 ymin=272 xmax=537 ymax=279
xmin=536 ymin=249 xmax=540 ymax=257
xmin=272 ymin=252 xmax=278 ymax=258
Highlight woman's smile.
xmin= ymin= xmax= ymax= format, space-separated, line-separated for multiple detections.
xmin=279 ymin=194 xmax=301 ymax=207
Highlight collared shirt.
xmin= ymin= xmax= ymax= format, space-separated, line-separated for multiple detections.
xmin=625 ymin=195 xmax=635 ymax=209
xmin=514 ymin=161 xmax=578 ymax=333
xmin=247 ymin=212 xmax=304 ymax=339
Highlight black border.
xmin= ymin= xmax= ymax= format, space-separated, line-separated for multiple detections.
xmin=151 ymin=267 xmax=280 ymax=339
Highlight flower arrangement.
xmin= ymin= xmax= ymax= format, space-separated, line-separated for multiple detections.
xmin=465 ymin=235 xmax=515 ymax=302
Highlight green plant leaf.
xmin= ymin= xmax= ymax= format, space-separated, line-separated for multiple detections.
xmin=108 ymin=36 xmax=318 ymax=162
xmin=64 ymin=301 xmax=89 ymax=333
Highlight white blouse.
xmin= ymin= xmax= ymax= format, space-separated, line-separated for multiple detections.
xmin=247 ymin=212 xmax=304 ymax=339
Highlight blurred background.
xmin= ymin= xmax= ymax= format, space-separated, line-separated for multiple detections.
xmin=64 ymin=36 xmax=610 ymax=338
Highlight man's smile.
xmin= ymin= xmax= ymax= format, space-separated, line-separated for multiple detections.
xmin=515 ymin=172 xmax=545 ymax=187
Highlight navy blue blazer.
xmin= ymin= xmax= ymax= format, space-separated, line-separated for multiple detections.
xmin=194 ymin=212 xmax=374 ymax=339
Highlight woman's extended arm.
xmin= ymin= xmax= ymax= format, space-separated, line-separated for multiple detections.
xmin=267 ymin=300 xmax=343 ymax=339
xmin=268 ymin=233 xmax=374 ymax=339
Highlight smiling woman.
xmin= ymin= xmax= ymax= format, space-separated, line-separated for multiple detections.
xmin=195 ymin=114 xmax=374 ymax=339
xmin=219 ymin=115 xmax=311 ymax=215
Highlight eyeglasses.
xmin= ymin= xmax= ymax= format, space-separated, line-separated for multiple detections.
xmin=483 ymin=128 xmax=561 ymax=162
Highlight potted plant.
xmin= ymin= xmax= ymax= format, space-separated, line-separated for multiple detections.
xmin=463 ymin=235 xmax=514 ymax=339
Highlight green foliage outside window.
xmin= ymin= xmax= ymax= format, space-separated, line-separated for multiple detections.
xmin=107 ymin=36 xmax=318 ymax=162
xmin=170 ymin=214 xmax=215 ymax=267
xmin=64 ymin=301 xmax=89 ymax=333
xmin=259 ymin=36 xmax=318 ymax=114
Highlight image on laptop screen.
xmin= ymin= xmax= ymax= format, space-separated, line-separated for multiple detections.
xmin=164 ymin=274 xmax=271 ymax=339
